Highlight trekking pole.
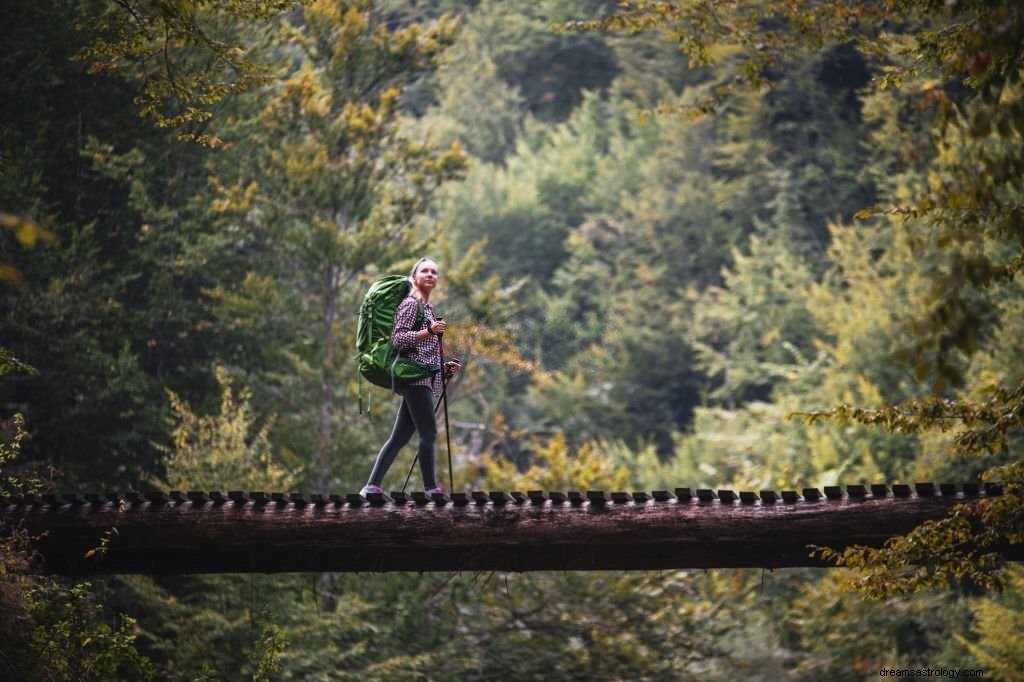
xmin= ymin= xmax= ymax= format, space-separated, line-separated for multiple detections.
xmin=439 ymin=335 xmax=454 ymax=492
xmin=443 ymin=389 xmax=454 ymax=491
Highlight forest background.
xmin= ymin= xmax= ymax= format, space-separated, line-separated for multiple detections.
xmin=1 ymin=0 xmax=1023 ymax=679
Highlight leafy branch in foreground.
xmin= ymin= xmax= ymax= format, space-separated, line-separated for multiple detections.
xmin=798 ymin=379 xmax=1024 ymax=457
xmin=813 ymin=480 xmax=1022 ymax=598
xmin=74 ymin=0 xmax=295 ymax=145
xmin=795 ymin=379 xmax=1024 ymax=597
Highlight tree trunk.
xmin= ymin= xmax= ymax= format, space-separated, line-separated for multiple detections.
xmin=4 ymin=485 xmax=1017 ymax=575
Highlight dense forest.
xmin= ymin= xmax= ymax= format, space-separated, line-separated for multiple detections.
xmin=2 ymin=0 xmax=1022 ymax=679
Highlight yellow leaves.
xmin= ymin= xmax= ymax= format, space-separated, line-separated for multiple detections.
xmin=74 ymin=0 xmax=289 ymax=138
xmin=158 ymin=367 xmax=293 ymax=492
xmin=2 ymin=213 xmax=54 ymax=248
xmin=383 ymin=13 xmax=459 ymax=62
xmin=340 ymin=3 xmax=371 ymax=41
xmin=209 ymin=177 xmax=260 ymax=214
xmin=305 ymin=0 xmax=344 ymax=29
xmin=266 ymin=67 xmax=330 ymax=128
xmin=420 ymin=139 xmax=469 ymax=178
xmin=340 ymin=100 xmax=383 ymax=142
xmin=482 ymin=432 xmax=630 ymax=492
xmin=0 ymin=265 xmax=22 ymax=285
xmin=1 ymin=213 xmax=57 ymax=284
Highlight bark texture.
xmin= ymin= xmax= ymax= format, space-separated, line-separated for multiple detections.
xmin=2 ymin=485 xmax=1016 ymax=574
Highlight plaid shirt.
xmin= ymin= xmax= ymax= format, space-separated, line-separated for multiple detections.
xmin=391 ymin=296 xmax=442 ymax=396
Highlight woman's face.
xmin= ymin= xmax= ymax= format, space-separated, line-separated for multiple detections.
xmin=413 ymin=259 xmax=439 ymax=293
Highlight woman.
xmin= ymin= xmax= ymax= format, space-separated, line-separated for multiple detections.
xmin=360 ymin=257 xmax=459 ymax=497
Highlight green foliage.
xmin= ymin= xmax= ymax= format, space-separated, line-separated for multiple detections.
xmin=110 ymin=574 xmax=298 ymax=680
xmin=421 ymin=43 xmax=527 ymax=164
xmin=108 ymin=570 xmax=469 ymax=680
xmin=74 ymin=0 xmax=295 ymax=144
xmin=957 ymin=563 xmax=1024 ymax=681
xmin=448 ymin=0 xmax=620 ymax=123
xmin=578 ymin=0 xmax=1024 ymax=389
xmin=10 ymin=582 xmax=153 ymax=681
xmin=798 ymin=381 xmax=1024 ymax=597
xmin=690 ymin=231 xmax=821 ymax=408
xmin=7 ymin=0 xmax=1024 ymax=675
xmin=790 ymin=570 xmax=976 ymax=677
xmin=530 ymin=272 xmax=702 ymax=454
xmin=709 ymin=52 xmax=873 ymax=250
xmin=567 ymin=0 xmax=866 ymax=114
xmin=2 ymin=219 xmax=181 ymax=486
xmin=490 ymin=85 xmax=744 ymax=452
xmin=204 ymin=0 xmax=467 ymax=490
xmin=157 ymin=366 xmax=295 ymax=491
xmin=1 ymin=0 xmax=251 ymax=486
xmin=443 ymin=88 xmax=632 ymax=291
xmin=1 ymin=358 xmax=152 ymax=680
xmin=576 ymin=0 xmax=1024 ymax=598
xmin=251 ymin=610 xmax=288 ymax=682
xmin=799 ymin=380 xmax=1024 ymax=460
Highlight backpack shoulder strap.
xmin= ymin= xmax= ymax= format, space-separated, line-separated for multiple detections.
xmin=407 ymin=296 xmax=425 ymax=331
xmin=417 ymin=300 xmax=425 ymax=329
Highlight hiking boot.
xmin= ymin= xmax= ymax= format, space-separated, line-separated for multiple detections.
xmin=359 ymin=484 xmax=384 ymax=497
xmin=424 ymin=484 xmax=445 ymax=497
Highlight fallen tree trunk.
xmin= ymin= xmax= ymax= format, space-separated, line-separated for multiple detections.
xmin=2 ymin=485 xmax=1018 ymax=574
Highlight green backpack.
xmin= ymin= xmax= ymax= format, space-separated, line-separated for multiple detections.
xmin=356 ymin=274 xmax=439 ymax=389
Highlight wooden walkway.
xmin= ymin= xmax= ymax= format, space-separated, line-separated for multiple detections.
xmin=2 ymin=483 xmax=1018 ymax=574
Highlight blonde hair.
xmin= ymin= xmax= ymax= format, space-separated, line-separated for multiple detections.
xmin=409 ymin=257 xmax=435 ymax=279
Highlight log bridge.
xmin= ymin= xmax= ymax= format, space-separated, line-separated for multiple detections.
xmin=2 ymin=483 xmax=1020 ymax=575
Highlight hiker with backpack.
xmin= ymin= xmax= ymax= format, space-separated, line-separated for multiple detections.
xmin=359 ymin=257 xmax=460 ymax=497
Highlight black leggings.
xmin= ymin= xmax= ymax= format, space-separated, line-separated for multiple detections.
xmin=367 ymin=385 xmax=438 ymax=489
